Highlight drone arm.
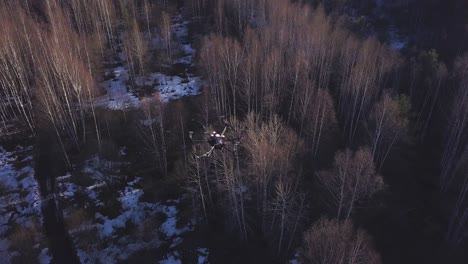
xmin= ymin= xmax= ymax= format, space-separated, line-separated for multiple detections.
xmin=197 ymin=146 xmax=215 ymax=158
xmin=225 ymin=137 xmax=241 ymax=142
xmin=220 ymin=125 xmax=228 ymax=136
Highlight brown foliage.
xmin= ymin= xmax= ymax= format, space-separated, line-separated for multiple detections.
xmin=137 ymin=96 xmax=168 ymax=177
xmin=366 ymin=93 xmax=408 ymax=169
xmin=317 ymin=148 xmax=384 ymax=219
xmin=200 ymin=0 xmax=401 ymax=148
xmin=125 ymin=17 xmax=148 ymax=85
xmin=8 ymin=222 xmax=42 ymax=264
xmin=0 ymin=3 xmax=38 ymax=134
xmin=443 ymin=54 xmax=468 ymax=244
xmin=300 ymin=218 xmax=381 ymax=264
xmin=66 ymin=208 xmax=92 ymax=231
xmin=184 ymin=112 xmax=305 ymax=250
xmin=0 ymin=0 xmax=104 ymax=157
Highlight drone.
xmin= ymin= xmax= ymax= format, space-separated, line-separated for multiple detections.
xmin=189 ymin=118 xmax=243 ymax=159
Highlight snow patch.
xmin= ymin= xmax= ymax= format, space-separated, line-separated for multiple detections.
xmin=151 ymin=73 xmax=202 ymax=102
xmin=160 ymin=251 xmax=182 ymax=264
xmin=160 ymin=205 xmax=192 ymax=237
xmin=95 ymin=66 xmax=140 ymax=110
xmin=0 ymin=238 xmax=14 ymax=264
xmin=38 ymin=248 xmax=52 ymax=264
xmin=140 ymin=118 xmax=158 ymax=127
xmin=197 ymin=247 xmax=209 ymax=264
xmin=289 ymin=251 xmax=301 ymax=264
xmin=0 ymin=145 xmax=45 ymax=261
xmin=96 ymin=15 xmax=202 ymax=110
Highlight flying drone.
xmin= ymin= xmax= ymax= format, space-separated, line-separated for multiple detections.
xmin=189 ymin=118 xmax=243 ymax=159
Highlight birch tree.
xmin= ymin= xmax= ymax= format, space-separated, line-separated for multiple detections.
xmin=442 ymin=55 xmax=468 ymax=245
xmin=244 ymin=113 xmax=303 ymax=228
xmin=317 ymin=148 xmax=384 ymax=219
xmin=161 ymin=11 xmax=172 ymax=63
xmin=138 ymin=97 xmax=168 ymax=177
xmin=300 ymin=218 xmax=381 ymax=264
xmin=366 ymin=93 xmax=409 ymax=170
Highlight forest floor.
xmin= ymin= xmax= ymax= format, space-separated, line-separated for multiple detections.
xmin=0 ymin=5 xmax=208 ymax=264
xmin=59 ymin=8 xmax=209 ymax=264
xmin=95 ymin=12 xmax=202 ymax=110
xmin=0 ymin=144 xmax=50 ymax=263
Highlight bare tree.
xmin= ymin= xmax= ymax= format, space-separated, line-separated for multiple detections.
xmin=366 ymin=93 xmax=409 ymax=170
xmin=268 ymin=178 xmax=305 ymax=255
xmin=124 ymin=17 xmax=148 ymax=87
xmin=317 ymin=148 xmax=384 ymax=219
xmin=161 ymin=11 xmax=172 ymax=63
xmin=409 ymin=50 xmax=448 ymax=142
xmin=300 ymin=218 xmax=381 ymax=264
xmin=0 ymin=3 xmax=37 ymax=134
xmin=442 ymin=55 xmax=468 ymax=245
xmin=138 ymin=96 xmax=168 ymax=177
xmin=200 ymin=35 xmax=243 ymax=116
xmin=440 ymin=55 xmax=468 ymax=193
xmin=296 ymin=88 xmax=337 ymax=158
xmin=244 ymin=113 xmax=303 ymax=228
xmin=336 ymin=38 xmax=399 ymax=144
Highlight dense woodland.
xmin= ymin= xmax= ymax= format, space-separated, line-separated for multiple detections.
xmin=0 ymin=0 xmax=467 ymax=263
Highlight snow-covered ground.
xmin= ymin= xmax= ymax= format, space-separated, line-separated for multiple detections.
xmin=95 ymin=66 xmax=140 ymax=110
xmin=0 ymin=10 xmax=207 ymax=264
xmin=0 ymin=145 xmax=50 ymax=263
xmin=289 ymin=252 xmax=301 ymax=264
xmin=57 ymin=150 xmax=205 ymax=263
xmin=148 ymin=73 xmax=201 ymax=102
xmin=387 ymin=25 xmax=408 ymax=50
xmin=95 ymin=12 xmax=202 ymax=110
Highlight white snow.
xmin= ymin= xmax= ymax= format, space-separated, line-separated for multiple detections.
xmin=71 ymin=180 xmax=164 ymax=262
xmin=95 ymin=14 xmax=203 ymax=110
xmin=58 ymin=160 xmax=194 ymax=263
xmin=62 ymin=13 xmax=202 ymax=262
xmin=160 ymin=251 xmax=182 ymax=264
xmin=289 ymin=251 xmax=301 ymax=264
xmin=150 ymin=73 xmax=202 ymax=102
xmin=182 ymin=44 xmax=195 ymax=55
xmin=160 ymin=206 xmax=185 ymax=237
xmin=0 ymin=146 xmax=41 ymax=232
xmin=387 ymin=25 xmax=408 ymax=51
xmin=56 ymin=173 xmax=72 ymax=181
xmin=389 ymin=37 xmax=407 ymax=50
xmin=119 ymin=147 xmax=127 ymax=156
xmin=0 ymin=238 xmax=14 ymax=264
xmin=72 ymin=181 xmax=193 ymax=262
xmin=172 ymin=14 xmax=189 ymax=40
xmin=59 ymin=182 xmax=78 ymax=198
xmin=0 ymin=147 xmax=18 ymax=190
xmin=38 ymin=248 xmax=52 ymax=264
xmin=95 ymin=66 xmax=140 ymax=110
xmin=239 ymin=185 xmax=248 ymax=194
xmin=0 ymin=145 xmax=46 ymax=262
xmin=141 ymin=118 xmax=158 ymax=126
xmin=176 ymin=44 xmax=196 ymax=65
xmin=86 ymin=182 xmax=106 ymax=191
xmin=197 ymin=248 xmax=209 ymax=264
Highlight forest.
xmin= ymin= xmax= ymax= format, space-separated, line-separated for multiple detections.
xmin=0 ymin=0 xmax=467 ymax=263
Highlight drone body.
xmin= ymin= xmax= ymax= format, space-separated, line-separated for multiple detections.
xmin=189 ymin=120 xmax=243 ymax=158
